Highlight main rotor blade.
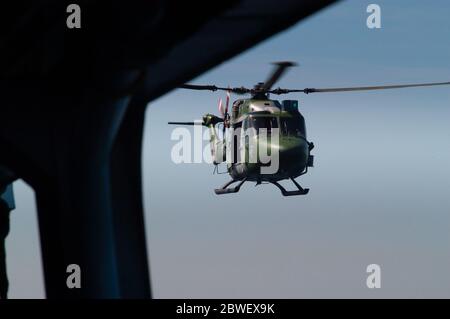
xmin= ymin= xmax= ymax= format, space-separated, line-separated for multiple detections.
xmin=168 ymin=121 xmax=202 ymax=125
xmin=178 ymin=84 xmax=223 ymax=91
xmin=297 ymin=81 xmax=450 ymax=94
xmin=262 ymin=61 xmax=297 ymax=91
xmin=178 ymin=84 xmax=251 ymax=95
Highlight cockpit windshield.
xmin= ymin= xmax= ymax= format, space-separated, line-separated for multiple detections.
xmin=280 ymin=116 xmax=306 ymax=137
xmin=249 ymin=116 xmax=278 ymax=133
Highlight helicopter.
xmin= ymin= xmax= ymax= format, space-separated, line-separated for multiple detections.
xmin=169 ymin=62 xmax=450 ymax=196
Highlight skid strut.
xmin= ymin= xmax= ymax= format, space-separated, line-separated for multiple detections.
xmin=214 ymin=178 xmax=247 ymax=195
xmin=270 ymin=178 xmax=309 ymax=196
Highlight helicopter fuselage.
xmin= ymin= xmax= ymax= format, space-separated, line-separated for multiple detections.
xmin=215 ymin=98 xmax=314 ymax=183
xmin=175 ymin=60 xmax=450 ymax=196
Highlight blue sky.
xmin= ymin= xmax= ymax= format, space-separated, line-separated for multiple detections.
xmin=7 ymin=0 xmax=450 ymax=298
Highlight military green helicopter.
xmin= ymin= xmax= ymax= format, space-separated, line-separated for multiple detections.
xmin=170 ymin=62 xmax=450 ymax=196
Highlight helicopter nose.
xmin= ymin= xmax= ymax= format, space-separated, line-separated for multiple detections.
xmin=278 ymin=137 xmax=309 ymax=168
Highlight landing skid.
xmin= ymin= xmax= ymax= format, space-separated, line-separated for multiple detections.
xmin=214 ymin=177 xmax=308 ymax=196
xmin=214 ymin=178 xmax=247 ymax=195
xmin=270 ymin=178 xmax=309 ymax=196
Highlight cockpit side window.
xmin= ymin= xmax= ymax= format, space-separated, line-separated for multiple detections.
xmin=280 ymin=116 xmax=306 ymax=137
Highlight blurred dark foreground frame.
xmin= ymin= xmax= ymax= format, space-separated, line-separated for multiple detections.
xmin=0 ymin=0 xmax=337 ymax=298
